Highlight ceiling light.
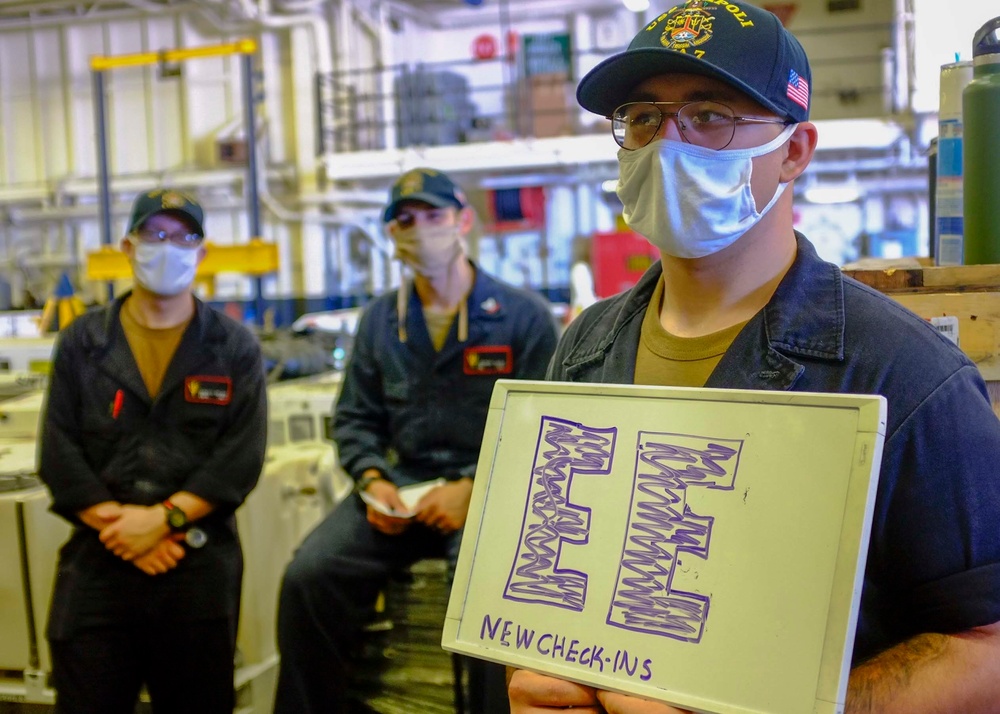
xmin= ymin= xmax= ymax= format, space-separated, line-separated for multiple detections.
xmin=623 ymin=0 xmax=650 ymax=12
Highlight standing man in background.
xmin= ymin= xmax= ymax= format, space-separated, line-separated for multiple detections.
xmin=275 ymin=167 xmax=559 ymax=713
xmin=40 ymin=188 xmax=268 ymax=714
xmin=508 ymin=1 xmax=1000 ymax=713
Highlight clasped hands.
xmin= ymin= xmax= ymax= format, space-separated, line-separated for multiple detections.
xmin=508 ymin=670 xmax=693 ymax=714
xmin=79 ymin=501 xmax=185 ymax=576
xmin=364 ymin=477 xmax=473 ymax=536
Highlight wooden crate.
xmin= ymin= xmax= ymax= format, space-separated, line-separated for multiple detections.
xmin=844 ymin=264 xmax=1000 ymax=416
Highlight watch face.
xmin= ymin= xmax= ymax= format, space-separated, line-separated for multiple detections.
xmin=185 ymin=528 xmax=208 ymax=549
xmin=167 ymin=509 xmax=187 ymax=529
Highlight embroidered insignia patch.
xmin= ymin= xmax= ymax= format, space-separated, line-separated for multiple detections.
xmin=661 ymin=0 xmax=715 ymax=50
xmin=184 ymin=375 xmax=232 ymax=405
xmin=161 ymin=191 xmax=188 ymax=209
xmin=399 ymin=170 xmax=427 ymax=197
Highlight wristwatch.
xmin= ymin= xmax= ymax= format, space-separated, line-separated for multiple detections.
xmin=162 ymin=499 xmax=189 ymax=531
xmin=356 ymin=473 xmax=385 ymax=493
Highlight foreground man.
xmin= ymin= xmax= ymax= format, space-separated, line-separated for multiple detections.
xmin=508 ymin=2 xmax=1000 ymax=713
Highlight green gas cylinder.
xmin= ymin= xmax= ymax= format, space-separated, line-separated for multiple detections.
xmin=963 ymin=16 xmax=1000 ymax=265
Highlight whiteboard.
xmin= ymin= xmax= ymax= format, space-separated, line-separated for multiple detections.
xmin=443 ymin=381 xmax=886 ymax=714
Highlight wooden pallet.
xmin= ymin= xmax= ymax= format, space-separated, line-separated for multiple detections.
xmin=845 ymin=264 xmax=1000 ymax=415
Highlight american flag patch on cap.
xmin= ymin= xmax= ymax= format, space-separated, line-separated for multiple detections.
xmin=787 ymin=69 xmax=809 ymax=111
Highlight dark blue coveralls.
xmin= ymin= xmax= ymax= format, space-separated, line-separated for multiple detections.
xmin=39 ymin=294 xmax=267 ymax=714
xmin=274 ymin=263 xmax=558 ymax=713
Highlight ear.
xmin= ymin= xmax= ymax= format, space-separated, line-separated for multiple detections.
xmin=120 ymin=237 xmax=134 ymax=257
xmin=457 ymin=206 xmax=475 ymax=235
xmin=780 ymin=122 xmax=817 ymax=183
xmin=195 ymin=245 xmax=207 ymax=265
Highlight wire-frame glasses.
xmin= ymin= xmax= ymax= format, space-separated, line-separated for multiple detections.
xmin=612 ymin=100 xmax=790 ymax=151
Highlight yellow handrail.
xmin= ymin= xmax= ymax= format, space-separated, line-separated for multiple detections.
xmin=90 ymin=38 xmax=257 ymax=71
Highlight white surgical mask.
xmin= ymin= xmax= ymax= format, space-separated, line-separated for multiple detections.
xmin=616 ymin=124 xmax=797 ymax=258
xmin=128 ymin=239 xmax=200 ymax=296
xmin=391 ymin=223 xmax=464 ymax=277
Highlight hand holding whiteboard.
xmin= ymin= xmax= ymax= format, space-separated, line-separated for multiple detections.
xmin=442 ymin=381 xmax=885 ymax=714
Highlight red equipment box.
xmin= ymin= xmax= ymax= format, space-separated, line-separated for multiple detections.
xmin=591 ymin=230 xmax=660 ymax=298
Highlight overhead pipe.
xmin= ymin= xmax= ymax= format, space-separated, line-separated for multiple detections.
xmin=258 ymin=190 xmax=385 ymax=244
xmin=8 ymin=194 xmax=247 ymax=226
xmin=0 ymin=5 xmax=157 ymax=30
xmin=390 ymin=0 xmax=620 ymax=30
xmin=254 ymin=125 xmax=390 ymax=255
xmin=298 ymin=189 xmax=386 ymax=206
xmin=272 ymin=0 xmax=327 ymax=12
xmin=53 ymin=165 xmax=293 ymax=198
xmin=193 ymin=0 xmax=334 ymax=74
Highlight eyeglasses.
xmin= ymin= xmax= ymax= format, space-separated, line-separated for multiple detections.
xmin=134 ymin=228 xmax=204 ymax=248
xmin=390 ymin=207 xmax=453 ymax=230
xmin=612 ymin=100 xmax=790 ymax=151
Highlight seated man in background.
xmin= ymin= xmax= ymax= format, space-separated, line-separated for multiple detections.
xmin=40 ymin=188 xmax=268 ymax=714
xmin=275 ymin=167 xmax=559 ymax=713
xmin=508 ymin=1 xmax=1000 ymax=713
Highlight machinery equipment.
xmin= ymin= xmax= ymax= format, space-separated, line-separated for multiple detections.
xmin=0 ymin=338 xmax=55 ymax=375
xmin=0 ymin=443 xmax=71 ymax=706
xmin=266 ymin=371 xmax=343 ymax=448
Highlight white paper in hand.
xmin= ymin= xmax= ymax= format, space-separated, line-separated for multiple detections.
xmin=360 ymin=477 xmax=447 ymax=518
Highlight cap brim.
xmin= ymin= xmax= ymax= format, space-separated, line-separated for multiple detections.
xmin=128 ymin=208 xmax=204 ymax=237
xmin=383 ymin=192 xmax=462 ymax=222
xmin=577 ymin=48 xmax=787 ymax=120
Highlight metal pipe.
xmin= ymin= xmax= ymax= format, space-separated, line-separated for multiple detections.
xmin=0 ymin=5 xmax=182 ymax=31
xmin=8 ymin=195 xmax=247 ymax=225
xmin=241 ymin=51 xmax=266 ymax=325
xmin=91 ymin=68 xmax=114 ymax=302
xmin=53 ymin=166 xmax=284 ymax=198
xmin=394 ymin=0 xmax=619 ymax=30
xmin=499 ymin=0 xmax=514 ymax=136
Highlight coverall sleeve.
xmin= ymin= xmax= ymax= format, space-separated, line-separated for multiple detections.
xmin=179 ymin=329 xmax=268 ymax=516
xmin=38 ymin=326 xmax=117 ymax=523
xmin=332 ymin=303 xmax=393 ymax=482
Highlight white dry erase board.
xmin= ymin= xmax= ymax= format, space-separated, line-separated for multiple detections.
xmin=443 ymin=381 xmax=886 ymax=714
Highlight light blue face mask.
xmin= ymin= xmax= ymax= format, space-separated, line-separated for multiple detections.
xmin=616 ymin=124 xmax=798 ymax=259
xmin=128 ymin=238 xmax=200 ymax=296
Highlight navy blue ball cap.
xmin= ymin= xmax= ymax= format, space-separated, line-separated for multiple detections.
xmin=577 ymin=0 xmax=811 ymax=123
xmin=126 ymin=188 xmax=205 ymax=236
xmin=383 ymin=168 xmax=468 ymax=223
